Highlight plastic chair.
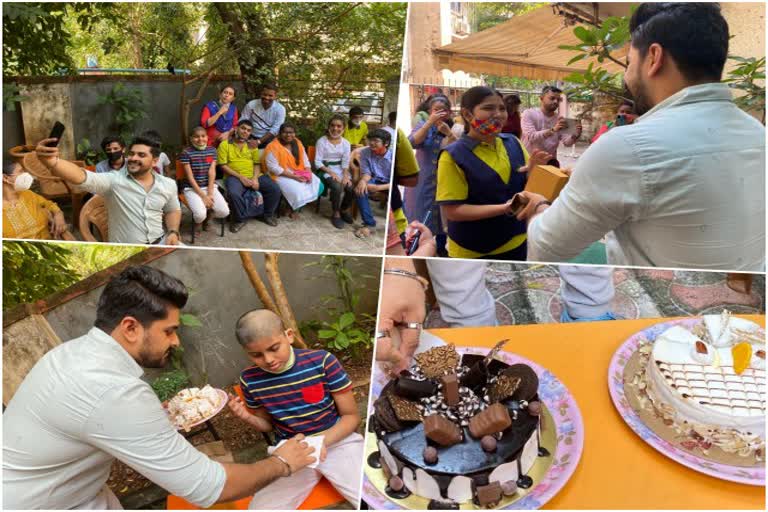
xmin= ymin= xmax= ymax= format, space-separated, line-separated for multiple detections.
xmin=175 ymin=161 xmax=226 ymax=243
xmin=21 ymin=152 xmax=87 ymax=225
xmin=78 ymin=195 xmax=109 ymax=242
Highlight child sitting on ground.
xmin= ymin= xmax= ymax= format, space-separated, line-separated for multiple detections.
xmin=179 ymin=127 xmax=230 ymax=232
xmin=228 ymin=309 xmax=363 ymax=510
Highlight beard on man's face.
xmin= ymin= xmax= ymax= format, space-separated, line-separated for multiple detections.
xmin=623 ymin=80 xmax=651 ymax=117
xmin=138 ymin=333 xmax=174 ymax=369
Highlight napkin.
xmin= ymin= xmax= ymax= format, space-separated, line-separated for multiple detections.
xmin=268 ymin=434 xmax=325 ymax=469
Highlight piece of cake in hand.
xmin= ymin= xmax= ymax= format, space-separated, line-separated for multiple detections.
xmin=369 ymin=344 xmax=549 ymax=509
xmin=232 ymin=309 xmax=364 ymax=509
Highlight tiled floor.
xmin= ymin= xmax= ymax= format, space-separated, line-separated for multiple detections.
xmin=426 ymin=263 xmax=765 ymax=327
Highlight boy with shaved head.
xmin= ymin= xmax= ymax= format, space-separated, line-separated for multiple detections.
xmin=228 ymin=309 xmax=363 ymax=509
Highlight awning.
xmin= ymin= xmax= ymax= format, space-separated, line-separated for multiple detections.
xmin=433 ymin=3 xmax=632 ymax=81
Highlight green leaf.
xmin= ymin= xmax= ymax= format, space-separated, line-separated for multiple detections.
xmin=573 ymin=26 xmax=595 ymax=44
xmin=338 ymin=311 xmax=355 ymax=329
xmin=318 ymin=329 xmax=337 ymax=339
xmin=567 ymin=54 xmax=588 ymax=66
xmin=179 ymin=313 xmax=203 ymax=327
xmin=335 ymin=332 xmax=350 ymax=348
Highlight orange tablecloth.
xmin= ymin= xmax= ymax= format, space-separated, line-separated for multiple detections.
xmin=430 ymin=315 xmax=766 ymax=510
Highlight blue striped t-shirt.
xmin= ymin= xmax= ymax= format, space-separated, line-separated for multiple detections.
xmin=239 ymin=348 xmax=352 ymax=439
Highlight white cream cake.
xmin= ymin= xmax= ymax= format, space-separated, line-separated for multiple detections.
xmin=644 ymin=313 xmax=765 ymax=457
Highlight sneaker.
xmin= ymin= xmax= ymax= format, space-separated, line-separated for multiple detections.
xmin=560 ymin=310 xmax=620 ymax=323
xmin=263 ymin=216 xmax=278 ymax=227
xmin=331 ymin=217 xmax=345 ymax=229
xmin=340 ymin=211 xmax=354 ymax=224
xmin=229 ymin=221 xmax=246 ymax=233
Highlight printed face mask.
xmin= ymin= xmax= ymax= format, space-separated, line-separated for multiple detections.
xmin=372 ymin=145 xmax=388 ymax=156
xmin=193 ymin=144 xmax=207 ymax=150
xmin=470 ymin=117 xmax=503 ymax=136
xmin=14 ymin=172 xmax=34 ymax=191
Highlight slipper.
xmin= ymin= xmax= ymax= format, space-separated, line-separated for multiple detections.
xmin=354 ymin=226 xmax=374 ymax=239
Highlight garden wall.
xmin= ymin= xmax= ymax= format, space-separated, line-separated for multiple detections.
xmin=5 ymin=75 xmax=392 ymax=159
xmin=26 ymin=249 xmax=379 ymax=388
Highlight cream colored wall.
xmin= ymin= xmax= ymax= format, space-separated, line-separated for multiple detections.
xmin=723 ymin=2 xmax=765 ymax=65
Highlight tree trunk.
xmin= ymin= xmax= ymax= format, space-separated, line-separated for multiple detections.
xmin=264 ymin=253 xmax=306 ymax=348
xmin=213 ymin=3 xmax=275 ymax=100
xmin=238 ymin=251 xmax=278 ymax=313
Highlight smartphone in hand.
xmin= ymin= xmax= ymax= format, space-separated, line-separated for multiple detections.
xmin=45 ymin=122 xmax=66 ymax=147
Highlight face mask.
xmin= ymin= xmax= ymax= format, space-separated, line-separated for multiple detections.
xmin=470 ymin=117 xmax=503 ymax=136
xmin=193 ymin=144 xmax=207 ymax=150
xmin=372 ymin=145 xmax=388 ymax=156
xmin=13 ymin=172 xmax=34 ymax=191
xmin=107 ymin=151 xmax=123 ymax=163
xmin=351 ymin=120 xmax=361 ymax=128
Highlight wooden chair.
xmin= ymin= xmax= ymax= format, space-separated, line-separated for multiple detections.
xmin=175 ymin=161 xmax=226 ymax=244
xmin=78 ymin=195 xmax=109 ymax=242
xmin=21 ymin=152 xmax=87 ymax=226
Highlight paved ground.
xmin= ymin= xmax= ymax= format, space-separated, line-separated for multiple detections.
xmin=425 ymin=263 xmax=765 ymax=327
xmin=66 ymin=195 xmax=387 ymax=255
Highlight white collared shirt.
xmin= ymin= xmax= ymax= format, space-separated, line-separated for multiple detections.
xmin=241 ymin=100 xmax=286 ymax=138
xmin=2 ymin=327 xmax=226 ymax=509
xmin=528 ymin=83 xmax=765 ymax=270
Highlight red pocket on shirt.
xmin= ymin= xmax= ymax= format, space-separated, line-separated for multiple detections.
xmin=301 ymin=382 xmax=325 ymax=404
xmin=205 ymin=155 xmax=214 ymax=164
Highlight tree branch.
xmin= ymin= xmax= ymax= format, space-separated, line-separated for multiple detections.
xmin=239 ymin=252 xmax=278 ymax=313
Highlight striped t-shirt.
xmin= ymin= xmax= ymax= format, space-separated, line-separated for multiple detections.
xmin=239 ymin=348 xmax=352 ymax=439
xmin=179 ymin=146 xmax=217 ymax=188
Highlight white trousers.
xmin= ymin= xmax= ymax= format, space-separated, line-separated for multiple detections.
xmin=275 ymin=174 xmax=321 ymax=211
xmin=427 ymin=260 xmax=497 ymax=327
xmin=248 ymin=432 xmax=363 ymax=510
xmin=182 ymin=187 xmax=230 ymax=224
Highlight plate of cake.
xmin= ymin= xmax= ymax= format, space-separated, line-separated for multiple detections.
xmin=362 ymin=342 xmax=583 ymax=509
xmin=608 ymin=311 xmax=765 ymax=485
xmin=165 ymin=385 xmax=228 ymax=432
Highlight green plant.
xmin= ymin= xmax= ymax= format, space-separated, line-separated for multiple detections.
xmin=725 ymin=55 xmax=766 ymax=124
xmin=96 ymin=82 xmax=148 ymax=140
xmin=3 ymin=82 xmax=28 ymax=111
xmin=300 ymin=255 xmax=378 ymax=359
xmin=151 ymin=369 xmax=190 ymax=402
xmin=558 ymin=9 xmax=636 ymax=103
xmin=76 ymin=138 xmax=102 ymax=166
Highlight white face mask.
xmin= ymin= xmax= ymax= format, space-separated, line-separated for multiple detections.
xmin=14 ymin=172 xmax=34 ymax=191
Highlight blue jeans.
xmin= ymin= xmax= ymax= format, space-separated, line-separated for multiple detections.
xmin=356 ymin=177 xmax=388 ymax=227
xmin=560 ymin=310 xmax=619 ymax=323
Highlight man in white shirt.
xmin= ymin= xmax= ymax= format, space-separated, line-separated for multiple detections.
xmin=518 ymin=2 xmax=765 ymax=271
xmin=241 ymin=83 xmax=286 ymax=149
xmin=3 ymin=266 xmax=315 ymax=509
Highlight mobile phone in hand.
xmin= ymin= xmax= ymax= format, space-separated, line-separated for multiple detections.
xmin=45 ymin=122 xmax=66 ymax=147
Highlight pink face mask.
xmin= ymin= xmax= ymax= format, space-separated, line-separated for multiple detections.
xmin=470 ymin=117 xmax=503 ymax=136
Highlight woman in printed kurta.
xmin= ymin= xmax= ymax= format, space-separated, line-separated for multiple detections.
xmin=3 ymin=161 xmax=67 ymax=239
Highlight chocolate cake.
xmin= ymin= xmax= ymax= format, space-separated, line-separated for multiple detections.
xmin=369 ymin=345 xmax=548 ymax=508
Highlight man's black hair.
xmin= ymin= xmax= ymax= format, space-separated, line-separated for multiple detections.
xmin=94 ymin=266 xmax=188 ymax=332
xmin=100 ymin=135 xmax=125 ymax=152
xmin=630 ymin=2 xmax=728 ymax=82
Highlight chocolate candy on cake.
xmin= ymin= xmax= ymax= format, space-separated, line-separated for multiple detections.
xmin=500 ymin=480 xmax=518 ymax=496
xmin=395 ymin=376 xmax=437 ymax=401
xmin=527 ymin=401 xmax=542 ymax=416
xmin=388 ymin=393 xmax=423 ymax=422
xmin=502 ymin=364 xmax=539 ymax=401
xmin=476 ymin=481 xmax=503 ymax=507
xmin=388 ymin=475 xmax=404 ymax=492
xmin=469 ymin=403 xmax=512 ymax=438
xmin=415 ymin=344 xmax=460 ymax=379
xmin=423 ymin=445 xmax=438 ymax=464
xmin=424 ymin=414 xmax=462 ymax=446
xmin=480 ymin=435 xmax=497 ymax=452
xmin=488 ymin=374 xmax=521 ymax=403
xmin=460 ymin=360 xmax=490 ymax=394
xmin=440 ymin=373 xmax=460 ymax=406
xmin=374 ymin=393 xmax=405 ymax=432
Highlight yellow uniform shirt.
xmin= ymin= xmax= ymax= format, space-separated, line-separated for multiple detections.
xmin=393 ymin=128 xmax=420 ymax=234
xmin=436 ymin=136 xmax=530 ymax=259
xmin=343 ymin=121 xmax=368 ymax=146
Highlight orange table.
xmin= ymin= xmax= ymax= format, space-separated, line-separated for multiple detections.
xmin=430 ymin=315 xmax=766 ymax=510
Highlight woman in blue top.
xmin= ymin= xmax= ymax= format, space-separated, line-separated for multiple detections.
xmin=405 ymin=95 xmax=457 ymax=255
xmin=201 ymin=85 xmax=239 ymax=148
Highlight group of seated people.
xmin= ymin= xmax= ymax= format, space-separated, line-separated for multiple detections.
xmin=390 ymin=2 xmax=764 ymax=270
xmin=2 ymin=83 xmax=395 ymax=243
